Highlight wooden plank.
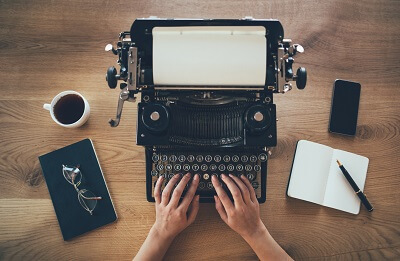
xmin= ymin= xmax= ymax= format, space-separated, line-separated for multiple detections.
xmin=0 ymin=0 xmax=399 ymax=260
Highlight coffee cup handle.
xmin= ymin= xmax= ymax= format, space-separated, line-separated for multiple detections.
xmin=43 ymin=103 xmax=51 ymax=111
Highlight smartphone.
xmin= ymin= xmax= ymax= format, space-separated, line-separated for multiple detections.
xmin=329 ymin=79 xmax=361 ymax=136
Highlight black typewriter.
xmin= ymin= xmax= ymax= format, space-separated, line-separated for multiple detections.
xmin=104 ymin=17 xmax=307 ymax=203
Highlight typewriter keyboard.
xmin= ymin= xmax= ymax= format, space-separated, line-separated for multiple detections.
xmin=147 ymin=150 xmax=268 ymax=203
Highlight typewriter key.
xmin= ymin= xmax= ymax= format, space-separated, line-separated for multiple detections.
xmin=183 ymin=164 xmax=190 ymax=172
xmin=254 ymin=165 xmax=261 ymax=172
xmin=152 ymin=154 xmax=159 ymax=162
xmin=196 ymin=155 xmax=204 ymax=162
xmin=156 ymin=164 xmax=164 ymax=171
xmin=236 ymin=164 xmax=244 ymax=171
xmin=247 ymin=173 xmax=255 ymax=181
xmin=201 ymin=164 xmax=208 ymax=171
xmin=207 ymin=182 xmax=213 ymax=189
xmin=258 ymin=153 xmax=268 ymax=162
xmin=151 ymin=170 xmax=158 ymax=176
xmin=250 ymin=155 xmax=257 ymax=162
xmin=209 ymin=164 xmax=217 ymax=171
xmin=192 ymin=164 xmax=199 ymax=171
xmin=203 ymin=173 xmax=210 ymax=180
xmin=251 ymin=181 xmax=259 ymax=189
xmin=178 ymin=155 xmax=186 ymax=162
xmin=165 ymin=164 xmax=172 ymax=171
xmin=205 ymin=155 xmax=212 ymax=162
xmin=169 ymin=155 xmax=177 ymax=162
xmin=241 ymin=155 xmax=249 ymax=162
xmin=187 ymin=155 xmax=195 ymax=162
xmin=161 ymin=155 xmax=168 ymax=162
xmin=227 ymin=164 xmax=234 ymax=172
xmin=232 ymin=155 xmax=239 ymax=162
xmin=174 ymin=164 xmax=182 ymax=171
xmin=223 ymin=155 xmax=230 ymax=162
xmin=214 ymin=155 xmax=222 ymax=162
xmin=218 ymin=164 xmax=226 ymax=172
xmin=245 ymin=165 xmax=252 ymax=171
xmin=199 ymin=182 xmax=205 ymax=189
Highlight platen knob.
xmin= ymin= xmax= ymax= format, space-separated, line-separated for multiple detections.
xmin=296 ymin=67 xmax=307 ymax=89
xmin=106 ymin=66 xmax=117 ymax=89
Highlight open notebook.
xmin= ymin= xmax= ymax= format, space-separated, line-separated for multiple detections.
xmin=287 ymin=140 xmax=369 ymax=214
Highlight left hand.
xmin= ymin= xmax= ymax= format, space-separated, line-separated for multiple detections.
xmin=152 ymin=173 xmax=200 ymax=240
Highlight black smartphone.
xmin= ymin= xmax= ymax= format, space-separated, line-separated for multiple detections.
xmin=329 ymin=79 xmax=361 ymax=136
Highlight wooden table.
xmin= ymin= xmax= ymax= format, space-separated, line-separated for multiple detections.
xmin=1 ymin=0 xmax=399 ymax=260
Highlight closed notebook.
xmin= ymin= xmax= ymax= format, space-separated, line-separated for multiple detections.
xmin=287 ymin=140 xmax=369 ymax=214
xmin=39 ymin=139 xmax=117 ymax=240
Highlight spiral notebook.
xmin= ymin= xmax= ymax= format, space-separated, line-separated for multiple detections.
xmin=287 ymin=140 xmax=369 ymax=214
xmin=39 ymin=139 xmax=117 ymax=240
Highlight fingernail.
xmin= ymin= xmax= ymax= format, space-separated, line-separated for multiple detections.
xmin=185 ymin=173 xmax=191 ymax=178
xmin=194 ymin=174 xmax=199 ymax=181
xmin=240 ymin=174 xmax=245 ymax=179
xmin=221 ymin=174 xmax=226 ymax=179
xmin=196 ymin=195 xmax=200 ymax=201
xmin=229 ymin=174 xmax=234 ymax=178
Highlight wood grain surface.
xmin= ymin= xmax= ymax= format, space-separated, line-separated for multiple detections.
xmin=0 ymin=0 xmax=399 ymax=260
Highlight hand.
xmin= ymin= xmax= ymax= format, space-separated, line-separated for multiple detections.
xmin=152 ymin=173 xmax=200 ymax=240
xmin=134 ymin=173 xmax=200 ymax=261
xmin=212 ymin=174 xmax=292 ymax=260
xmin=212 ymin=174 xmax=265 ymax=239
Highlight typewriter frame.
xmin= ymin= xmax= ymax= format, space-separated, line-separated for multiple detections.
xmin=105 ymin=17 xmax=307 ymax=203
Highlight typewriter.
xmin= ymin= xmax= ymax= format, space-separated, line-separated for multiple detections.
xmin=104 ymin=17 xmax=307 ymax=203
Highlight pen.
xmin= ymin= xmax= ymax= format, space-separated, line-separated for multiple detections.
xmin=336 ymin=160 xmax=374 ymax=212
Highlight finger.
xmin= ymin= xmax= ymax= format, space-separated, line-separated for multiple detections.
xmin=187 ymin=195 xmax=200 ymax=224
xmin=211 ymin=175 xmax=234 ymax=212
xmin=161 ymin=174 xmax=181 ymax=205
xmin=241 ymin=175 xmax=257 ymax=203
xmin=214 ymin=195 xmax=228 ymax=223
xmin=221 ymin=174 xmax=244 ymax=206
xmin=170 ymin=173 xmax=191 ymax=206
xmin=154 ymin=176 xmax=164 ymax=205
xmin=229 ymin=174 xmax=252 ymax=205
xmin=178 ymin=174 xmax=200 ymax=210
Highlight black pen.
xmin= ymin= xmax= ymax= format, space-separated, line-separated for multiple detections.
xmin=336 ymin=160 xmax=374 ymax=212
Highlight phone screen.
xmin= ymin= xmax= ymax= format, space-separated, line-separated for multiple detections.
xmin=329 ymin=79 xmax=361 ymax=135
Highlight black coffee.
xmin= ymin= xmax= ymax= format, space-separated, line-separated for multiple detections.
xmin=54 ymin=94 xmax=85 ymax=124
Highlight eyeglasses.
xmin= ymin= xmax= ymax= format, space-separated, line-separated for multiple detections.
xmin=62 ymin=164 xmax=102 ymax=215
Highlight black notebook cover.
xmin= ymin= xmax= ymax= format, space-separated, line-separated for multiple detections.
xmin=39 ymin=139 xmax=117 ymax=240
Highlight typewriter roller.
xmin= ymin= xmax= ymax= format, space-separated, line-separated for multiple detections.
xmin=104 ymin=17 xmax=307 ymax=203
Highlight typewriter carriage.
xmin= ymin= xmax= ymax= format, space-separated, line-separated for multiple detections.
xmin=105 ymin=18 xmax=307 ymax=129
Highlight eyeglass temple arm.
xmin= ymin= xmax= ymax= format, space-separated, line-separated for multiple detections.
xmin=81 ymin=195 xmax=102 ymax=200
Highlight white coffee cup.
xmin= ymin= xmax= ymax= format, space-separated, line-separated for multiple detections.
xmin=43 ymin=91 xmax=90 ymax=128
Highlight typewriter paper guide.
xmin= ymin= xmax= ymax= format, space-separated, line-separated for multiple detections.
xmin=152 ymin=26 xmax=267 ymax=86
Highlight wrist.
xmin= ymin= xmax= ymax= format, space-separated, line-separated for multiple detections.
xmin=150 ymin=224 xmax=176 ymax=243
xmin=241 ymin=220 xmax=269 ymax=244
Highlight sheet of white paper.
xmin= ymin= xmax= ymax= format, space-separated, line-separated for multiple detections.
xmin=323 ymin=150 xmax=369 ymax=214
xmin=152 ymin=26 xmax=266 ymax=86
xmin=287 ymin=140 xmax=333 ymax=205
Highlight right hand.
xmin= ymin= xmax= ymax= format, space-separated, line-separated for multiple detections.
xmin=211 ymin=174 xmax=267 ymax=239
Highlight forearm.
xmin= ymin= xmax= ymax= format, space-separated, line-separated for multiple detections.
xmin=243 ymin=225 xmax=293 ymax=261
xmin=134 ymin=226 xmax=175 ymax=261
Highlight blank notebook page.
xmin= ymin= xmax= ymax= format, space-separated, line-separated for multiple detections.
xmin=323 ymin=150 xmax=369 ymax=214
xmin=287 ymin=140 xmax=333 ymax=205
